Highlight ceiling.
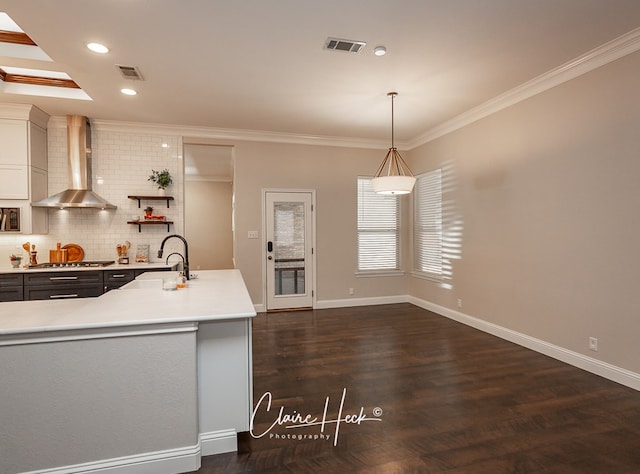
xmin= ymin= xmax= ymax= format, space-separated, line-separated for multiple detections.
xmin=184 ymin=144 xmax=233 ymax=180
xmin=1 ymin=1 xmax=640 ymax=146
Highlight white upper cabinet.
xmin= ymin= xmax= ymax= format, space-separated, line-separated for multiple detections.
xmin=0 ymin=119 xmax=30 ymax=199
xmin=29 ymin=121 xmax=48 ymax=172
xmin=0 ymin=118 xmax=28 ymax=165
xmin=0 ymin=104 xmax=49 ymax=233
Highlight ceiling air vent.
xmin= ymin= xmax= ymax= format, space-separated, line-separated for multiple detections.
xmin=325 ymin=37 xmax=366 ymax=54
xmin=116 ymin=64 xmax=144 ymax=80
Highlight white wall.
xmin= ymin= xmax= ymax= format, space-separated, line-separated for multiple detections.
xmin=185 ymin=180 xmax=233 ymax=269
xmin=230 ymin=140 xmax=410 ymax=307
xmin=407 ymin=51 xmax=640 ymax=375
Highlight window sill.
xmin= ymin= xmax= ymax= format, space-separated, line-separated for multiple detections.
xmin=355 ymin=270 xmax=405 ymax=278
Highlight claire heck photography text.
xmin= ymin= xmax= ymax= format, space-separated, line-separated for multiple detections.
xmin=250 ymin=387 xmax=383 ymax=446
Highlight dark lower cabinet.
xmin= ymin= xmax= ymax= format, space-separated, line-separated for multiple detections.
xmin=0 ymin=274 xmax=24 ymax=302
xmin=104 ymin=268 xmax=171 ymax=292
xmin=135 ymin=267 xmax=171 ymax=277
xmin=24 ymin=271 xmax=104 ymax=301
xmin=2 ymin=267 xmax=174 ymax=302
xmin=103 ymin=269 xmax=136 ymax=292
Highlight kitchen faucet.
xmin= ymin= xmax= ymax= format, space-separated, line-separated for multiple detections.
xmin=164 ymin=251 xmax=185 ymax=269
xmin=158 ymin=234 xmax=190 ymax=280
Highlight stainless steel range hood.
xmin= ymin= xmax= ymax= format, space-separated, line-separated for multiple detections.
xmin=32 ymin=115 xmax=117 ymax=209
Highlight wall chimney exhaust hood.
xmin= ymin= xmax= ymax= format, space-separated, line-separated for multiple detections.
xmin=32 ymin=115 xmax=117 ymax=209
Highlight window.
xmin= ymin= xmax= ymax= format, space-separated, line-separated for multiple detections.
xmin=414 ymin=169 xmax=443 ymax=278
xmin=357 ymin=177 xmax=400 ymax=271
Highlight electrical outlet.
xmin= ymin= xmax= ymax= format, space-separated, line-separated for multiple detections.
xmin=457 ymin=298 xmax=463 ymax=308
xmin=247 ymin=230 xmax=259 ymax=239
xmin=589 ymin=337 xmax=598 ymax=352
xmin=349 ymin=288 xmax=355 ymax=295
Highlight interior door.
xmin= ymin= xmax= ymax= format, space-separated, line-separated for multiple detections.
xmin=265 ymin=191 xmax=313 ymax=310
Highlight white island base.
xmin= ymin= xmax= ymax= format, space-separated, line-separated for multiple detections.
xmin=0 ymin=270 xmax=255 ymax=474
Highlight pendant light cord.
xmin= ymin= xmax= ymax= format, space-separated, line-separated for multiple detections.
xmin=372 ymin=91 xmax=415 ymax=188
xmin=389 ymin=91 xmax=397 ymax=149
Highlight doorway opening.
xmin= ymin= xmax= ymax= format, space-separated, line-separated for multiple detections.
xmin=184 ymin=144 xmax=234 ymax=270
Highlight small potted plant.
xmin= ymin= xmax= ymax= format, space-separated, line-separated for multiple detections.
xmin=9 ymin=254 xmax=22 ymax=268
xmin=144 ymin=206 xmax=153 ymax=218
xmin=148 ymin=169 xmax=173 ymax=194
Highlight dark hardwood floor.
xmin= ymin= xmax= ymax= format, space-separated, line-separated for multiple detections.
xmin=195 ymin=303 xmax=640 ymax=473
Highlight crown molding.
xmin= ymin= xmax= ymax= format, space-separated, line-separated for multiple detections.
xmin=0 ymin=103 xmax=49 ymax=127
xmin=408 ymin=26 xmax=640 ymax=149
xmin=46 ymin=117 xmax=390 ymax=150
xmin=185 ymin=175 xmax=233 ymax=183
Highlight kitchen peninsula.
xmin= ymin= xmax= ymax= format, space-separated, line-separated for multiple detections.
xmin=0 ymin=269 xmax=256 ymax=474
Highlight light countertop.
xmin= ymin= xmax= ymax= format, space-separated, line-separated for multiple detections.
xmin=0 ymin=262 xmax=175 ymax=274
xmin=0 ymin=269 xmax=256 ymax=338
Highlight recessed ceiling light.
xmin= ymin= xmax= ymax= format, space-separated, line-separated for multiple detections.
xmin=121 ymin=88 xmax=137 ymax=96
xmin=87 ymin=42 xmax=109 ymax=54
xmin=374 ymin=46 xmax=386 ymax=56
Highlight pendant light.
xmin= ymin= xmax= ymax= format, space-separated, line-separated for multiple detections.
xmin=371 ymin=92 xmax=416 ymax=195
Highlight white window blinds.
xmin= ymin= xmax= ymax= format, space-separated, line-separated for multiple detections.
xmin=414 ymin=169 xmax=443 ymax=277
xmin=357 ymin=177 xmax=400 ymax=271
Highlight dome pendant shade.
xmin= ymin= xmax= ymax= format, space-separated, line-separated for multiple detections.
xmin=371 ymin=147 xmax=416 ymax=195
xmin=372 ymin=92 xmax=415 ymax=194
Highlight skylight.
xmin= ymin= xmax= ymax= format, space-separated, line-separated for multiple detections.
xmin=1 ymin=66 xmax=73 ymax=81
xmin=0 ymin=12 xmax=91 ymax=100
xmin=0 ymin=12 xmax=52 ymax=61
xmin=0 ymin=75 xmax=91 ymax=100
xmin=0 ymin=11 xmax=21 ymax=31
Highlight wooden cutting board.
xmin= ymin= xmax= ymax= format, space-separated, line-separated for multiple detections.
xmin=62 ymin=243 xmax=84 ymax=262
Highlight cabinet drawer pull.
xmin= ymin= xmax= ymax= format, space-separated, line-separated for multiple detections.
xmin=49 ymin=276 xmax=79 ymax=281
xmin=112 ymin=274 xmax=127 ymax=278
xmin=49 ymin=294 xmax=79 ymax=299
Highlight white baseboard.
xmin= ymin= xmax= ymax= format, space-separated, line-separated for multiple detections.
xmin=256 ymin=295 xmax=408 ymax=312
xmin=23 ymin=431 xmax=240 ymax=474
xmin=25 ymin=444 xmax=201 ymax=474
xmin=200 ymin=429 xmax=238 ymax=456
xmin=409 ymin=296 xmax=640 ymax=392
xmin=316 ymin=295 xmax=409 ymax=309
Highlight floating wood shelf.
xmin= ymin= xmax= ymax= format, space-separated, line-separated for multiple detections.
xmin=127 ymin=220 xmax=174 ymax=232
xmin=128 ymin=195 xmax=174 ymax=208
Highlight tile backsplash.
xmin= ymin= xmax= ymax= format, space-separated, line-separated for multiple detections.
xmin=0 ymin=119 xmax=188 ymax=267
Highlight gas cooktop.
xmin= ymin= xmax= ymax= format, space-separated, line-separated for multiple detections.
xmin=28 ymin=260 xmax=115 ymax=269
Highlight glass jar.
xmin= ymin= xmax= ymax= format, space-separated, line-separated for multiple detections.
xmin=176 ymin=272 xmax=187 ymax=289
xmin=162 ymin=276 xmax=177 ymax=291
